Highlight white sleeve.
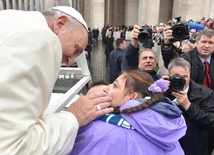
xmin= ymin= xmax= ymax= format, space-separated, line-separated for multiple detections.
xmin=0 ymin=11 xmax=79 ymax=155
xmin=16 ymin=112 xmax=79 ymax=155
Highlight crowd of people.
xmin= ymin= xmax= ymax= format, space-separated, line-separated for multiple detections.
xmin=97 ymin=16 xmax=214 ymax=155
xmin=1 ymin=5 xmax=214 ymax=155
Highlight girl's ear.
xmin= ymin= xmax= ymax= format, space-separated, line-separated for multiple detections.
xmin=129 ymin=92 xmax=139 ymax=100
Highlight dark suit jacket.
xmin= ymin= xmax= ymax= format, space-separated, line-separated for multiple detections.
xmin=162 ymin=46 xmax=214 ymax=91
xmin=165 ymin=80 xmax=214 ymax=155
xmin=108 ymin=48 xmax=123 ymax=83
xmin=104 ymin=36 xmax=114 ymax=55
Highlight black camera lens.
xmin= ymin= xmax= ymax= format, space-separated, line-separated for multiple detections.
xmin=172 ymin=26 xmax=186 ymax=39
xmin=138 ymin=32 xmax=150 ymax=43
xmin=169 ymin=74 xmax=186 ymax=92
xmin=170 ymin=17 xmax=189 ymax=42
xmin=170 ymin=80 xmax=183 ymax=92
xmin=138 ymin=26 xmax=152 ymax=43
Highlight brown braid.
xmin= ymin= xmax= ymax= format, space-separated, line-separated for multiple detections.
xmin=122 ymin=93 xmax=164 ymax=114
xmin=113 ymin=106 xmax=121 ymax=114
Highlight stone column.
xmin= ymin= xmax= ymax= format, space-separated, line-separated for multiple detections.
xmin=172 ymin=0 xmax=212 ymax=21
xmin=76 ymin=0 xmax=80 ymax=12
xmin=6 ymin=0 xmax=11 ymax=9
xmin=72 ymin=0 xmax=75 ymax=8
xmin=172 ymin=0 xmax=187 ymax=20
xmin=211 ymin=0 xmax=214 ymax=18
xmin=138 ymin=0 xmax=148 ymax=25
xmin=146 ymin=0 xmax=160 ymax=26
xmin=203 ymin=0 xmax=212 ymax=19
xmin=41 ymin=0 xmax=56 ymax=11
xmin=0 ymin=0 xmax=4 ymax=10
xmin=113 ymin=0 xmax=125 ymax=26
xmin=113 ymin=0 xmax=118 ymax=26
xmin=91 ymin=0 xmax=105 ymax=28
xmin=84 ymin=0 xmax=91 ymax=27
xmin=125 ymin=0 xmax=138 ymax=26
xmin=69 ymin=0 xmax=72 ymax=6
xmin=78 ymin=0 xmax=84 ymax=15
xmin=72 ymin=0 xmax=78 ymax=10
xmin=89 ymin=0 xmax=105 ymax=39
xmin=108 ymin=0 xmax=115 ymax=25
xmin=105 ymin=0 xmax=110 ymax=25
xmin=159 ymin=0 xmax=173 ymax=24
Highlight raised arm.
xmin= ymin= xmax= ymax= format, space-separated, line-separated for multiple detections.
xmin=121 ymin=25 xmax=141 ymax=71
xmin=161 ymin=25 xmax=180 ymax=68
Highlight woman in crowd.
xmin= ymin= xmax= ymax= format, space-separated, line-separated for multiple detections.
xmin=69 ymin=70 xmax=186 ymax=155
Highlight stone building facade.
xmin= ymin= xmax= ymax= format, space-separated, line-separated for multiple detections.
xmin=0 ymin=0 xmax=214 ymax=33
xmin=73 ymin=0 xmax=214 ymax=31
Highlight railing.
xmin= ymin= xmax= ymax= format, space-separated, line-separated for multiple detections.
xmin=44 ymin=52 xmax=92 ymax=115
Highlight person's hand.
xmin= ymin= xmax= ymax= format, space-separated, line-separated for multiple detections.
xmin=172 ymin=91 xmax=191 ymax=110
xmin=161 ymin=75 xmax=170 ymax=87
xmin=162 ymin=25 xmax=173 ymax=44
xmin=67 ymin=91 xmax=113 ymax=126
xmin=130 ymin=25 xmax=141 ymax=48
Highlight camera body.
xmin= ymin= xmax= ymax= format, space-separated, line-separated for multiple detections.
xmin=170 ymin=17 xmax=189 ymax=42
xmin=138 ymin=26 xmax=152 ymax=43
xmin=168 ymin=74 xmax=186 ymax=92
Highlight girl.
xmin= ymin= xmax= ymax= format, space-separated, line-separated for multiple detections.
xmin=69 ymin=70 xmax=186 ymax=155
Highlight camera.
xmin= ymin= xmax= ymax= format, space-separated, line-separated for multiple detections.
xmin=170 ymin=17 xmax=189 ymax=42
xmin=168 ymin=74 xmax=186 ymax=92
xmin=138 ymin=26 xmax=152 ymax=43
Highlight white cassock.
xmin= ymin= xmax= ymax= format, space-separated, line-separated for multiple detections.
xmin=0 ymin=10 xmax=79 ymax=155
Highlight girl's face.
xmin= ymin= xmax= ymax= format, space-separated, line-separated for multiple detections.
xmin=105 ymin=75 xmax=136 ymax=107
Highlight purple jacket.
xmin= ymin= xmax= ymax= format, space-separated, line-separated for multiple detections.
xmin=69 ymin=99 xmax=186 ymax=155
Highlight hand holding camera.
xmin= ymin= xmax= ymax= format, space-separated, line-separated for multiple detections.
xmin=168 ymin=74 xmax=186 ymax=92
xmin=170 ymin=17 xmax=189 ymax=42
xmin=130 ymin=25 xmax=153 ymax=47
xmin=162 ymin=74 xmax=190 ymax=110
xmin=163 ymin=17 xmax=190 ymax=46
xmin=162 ymin=26 xmax=173 ymax=44
xmin=138 ymin=25 xmax=152 ymax=43
xmin=162 ymin=74 xmax=186 ymax=92
xmin=130 ymin=25 xmax=141 ymax=48
xmin=172 ymin=91 xmax=191 ymax=110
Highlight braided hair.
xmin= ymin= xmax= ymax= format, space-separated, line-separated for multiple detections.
xmin=113 ymin=70 xmax=165 ymax=114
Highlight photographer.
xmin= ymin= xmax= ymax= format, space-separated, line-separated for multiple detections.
xmin=121 ymin=24 xmax=160 ymax=81
xmin=162 ymin=57 xmax=214 ymax=155
xmin=104 ymin=29 xmax=114 ymax=66
xmin=161 ymin=22 xmax=214 ymax=91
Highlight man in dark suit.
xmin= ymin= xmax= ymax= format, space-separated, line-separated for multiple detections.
xmin=104 ymin=29 xmax=114 ymax=66
xmin=162 ymin=57 xmax=214 ymax=155
xmin=108 ymin=38 xmax=127 ymax=83
xmin=161 ymin=28 xmax=214 ymax=91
